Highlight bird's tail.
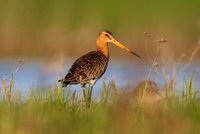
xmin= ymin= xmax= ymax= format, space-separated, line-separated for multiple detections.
xmin=58 ymin=79 xmax=69 ymax=88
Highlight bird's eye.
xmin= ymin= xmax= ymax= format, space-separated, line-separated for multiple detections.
xmin=105 ymin=33 xmax=110 ymax=38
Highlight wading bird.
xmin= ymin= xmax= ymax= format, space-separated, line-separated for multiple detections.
xmin=58 ymin=30 xmax=141 ymax=105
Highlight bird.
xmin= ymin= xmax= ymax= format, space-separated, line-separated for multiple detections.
xmin=58 ymin=30 xmax=141 ymax=105
xmin=132 ymin=80 xmax=162 ymax=99
xmin=131 ymin=80 xmax=163 ymax=106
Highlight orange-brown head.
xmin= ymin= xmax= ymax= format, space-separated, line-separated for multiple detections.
xmin=96 ymin=30 xmax=141 ymax=58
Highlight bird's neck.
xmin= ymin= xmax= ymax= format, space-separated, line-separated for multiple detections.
xmin=96 ymin=40 xmax=109 ymax=58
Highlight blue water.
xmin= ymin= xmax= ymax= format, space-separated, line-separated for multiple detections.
xmin=0 ymin=58 xmax=200 ymax=97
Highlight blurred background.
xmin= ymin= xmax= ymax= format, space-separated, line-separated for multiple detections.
xmin=0 ymin=0 xmax=200 ymax=94
xmin=0 ymin=0 xmax=199 ymax=58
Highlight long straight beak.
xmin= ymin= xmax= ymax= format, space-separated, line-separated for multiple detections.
xmin=111 ymin=38 xmax=141 ymax=59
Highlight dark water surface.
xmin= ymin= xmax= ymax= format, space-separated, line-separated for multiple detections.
xmin=0 ymin=58 xmax=200 ymax=97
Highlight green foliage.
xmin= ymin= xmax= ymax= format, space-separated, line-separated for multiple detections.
xmin=0 ymin=78 xmax=200 ymax=134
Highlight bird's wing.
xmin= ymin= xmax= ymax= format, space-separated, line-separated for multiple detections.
xmin=64 ymin=51 xmax=108 ymax=84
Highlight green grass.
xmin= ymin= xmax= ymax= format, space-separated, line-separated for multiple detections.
xmin=0 ymin=78 xmax=200 ymax=134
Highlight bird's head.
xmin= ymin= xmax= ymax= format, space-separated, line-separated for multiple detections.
xmin=97 ymin=30 xmax=141 ymax=59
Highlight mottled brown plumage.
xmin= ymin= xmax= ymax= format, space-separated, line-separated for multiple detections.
xmin=58 ymin=30 xmax=141 ymax=103
xmin=59 ymin=51 xmax=108 ymax=86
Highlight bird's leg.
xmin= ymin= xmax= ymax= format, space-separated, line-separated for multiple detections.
xmin=80 ymin=75 xmax=87 ymax=103
xmin=87 ymin=80 xmax=96 ymax=107
xmin=81 ymin=83 xmax=87 ymax=100
xmin=88 ymin=84 xmax=94 ymax=102
xmin=85 ymin=84 xmax=93 ymax=108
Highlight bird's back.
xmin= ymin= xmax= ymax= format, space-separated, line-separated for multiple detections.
xmin=60 ymin=51 xmax=108 ymax=87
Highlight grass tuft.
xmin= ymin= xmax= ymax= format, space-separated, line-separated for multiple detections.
xmin=0 ymin=77 xmax=199 ymax=134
